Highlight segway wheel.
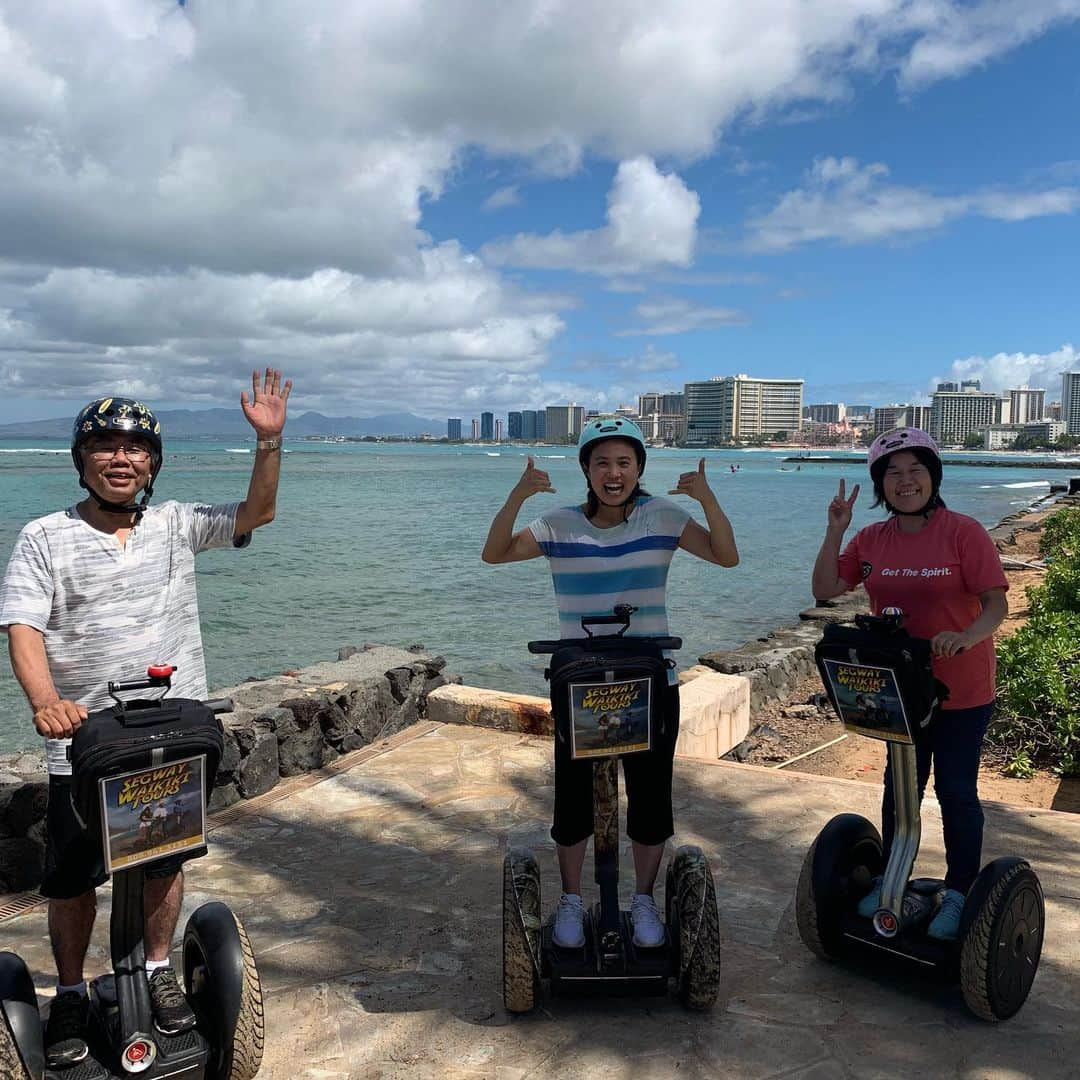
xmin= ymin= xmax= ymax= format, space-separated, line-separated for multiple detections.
xmin=666 ymin=845 xmax=720 ymax=1011
xmin=795 ymin=814 xmax=882 ymax=960
xmin=960 ymin=858 xmax=1044 ymax=1021
xmin=183 ymin=903 xmax=265 ymax=1080
xmin=502 ymin=848 xmax=541 ymax=1014
xmin=0 ymin=952 xmax=43 ymax=1080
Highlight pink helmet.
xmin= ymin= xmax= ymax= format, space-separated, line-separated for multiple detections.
xmin=867 ymin=427 xmax=940 ymax=473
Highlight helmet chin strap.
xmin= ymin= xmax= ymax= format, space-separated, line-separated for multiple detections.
xmin=79 ymin=478 xmax=152 ymax=523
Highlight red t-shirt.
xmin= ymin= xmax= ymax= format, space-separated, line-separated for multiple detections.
xmin=837 ymin=509 xmax=1008 ymax=710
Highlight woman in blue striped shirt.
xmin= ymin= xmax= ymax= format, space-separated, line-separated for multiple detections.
xmin=482 ymin=418 xmax=738 ymax=949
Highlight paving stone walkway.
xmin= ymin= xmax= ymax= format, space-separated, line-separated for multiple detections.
xmin=3 ymin=722 xmax=1077 ymax=1078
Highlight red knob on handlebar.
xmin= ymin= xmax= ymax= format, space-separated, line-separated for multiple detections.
xmin=147 ymin=664 xmax=177 ymax=679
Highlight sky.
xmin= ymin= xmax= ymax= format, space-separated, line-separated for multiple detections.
xmin=1 ymin=1 xmax=1079 ymax=424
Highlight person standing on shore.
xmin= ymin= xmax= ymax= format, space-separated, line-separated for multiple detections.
xmin=482 ymin=418 xmax=738 ymax=950
xmin=811 ymin=428 xmax=1008 ymax=940
xmin=0 ymin=369 xmax=291 ymax=1068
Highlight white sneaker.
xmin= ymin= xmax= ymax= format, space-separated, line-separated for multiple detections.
xmin=631 ymin=893 xmax=665 ymax=948
xmin=552 ymin=893 xmax=586 ymax=948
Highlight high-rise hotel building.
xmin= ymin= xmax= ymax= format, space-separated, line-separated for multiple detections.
xmin=930 ymin=384 xmax=1002 ymax=445
xmin=1062 ymin=373 xmax=1080 ymax=436
xmin=683 ymin=375 xmax=803 ymax=444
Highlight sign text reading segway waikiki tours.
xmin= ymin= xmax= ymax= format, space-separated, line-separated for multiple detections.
xmin=569 ymin=676 xmax=652 ymax=758
xmin=820 ymin=659 xmax=913 ymax=743
xmin=99 ymin=754 xmax=208 ymax=872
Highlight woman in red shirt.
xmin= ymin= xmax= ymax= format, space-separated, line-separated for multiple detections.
xmin=811 ymin=428 xmax=1009 ymax=940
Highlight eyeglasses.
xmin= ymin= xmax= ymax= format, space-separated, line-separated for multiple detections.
xmin=83 ymin=442 xmax=152 ymax=462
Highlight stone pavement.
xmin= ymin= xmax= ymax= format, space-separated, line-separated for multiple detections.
xmin=3 ymin=722 xmax=1077 ymax=1079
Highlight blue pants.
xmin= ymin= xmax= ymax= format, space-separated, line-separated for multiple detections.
xmin=880 ymin=703 xmax=993 ymax=894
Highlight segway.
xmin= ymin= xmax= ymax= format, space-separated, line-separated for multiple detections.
xmin=795 ymin=611 xmax=1044 ymax=1021
xmin=0 ymin=665 xmax=264 ymax=1078
xmin=502 ymin=605 xmax=721 ymax=1013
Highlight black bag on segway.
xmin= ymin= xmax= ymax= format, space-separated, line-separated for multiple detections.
xmin=814 ymin=613 xmax=948 ymax=744
xmin=70 ymin=693 xmax=225 ymax=870
xmin=547 ymin=637 xmax=672 ymax=759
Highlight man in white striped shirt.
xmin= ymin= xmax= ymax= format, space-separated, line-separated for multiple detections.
xmin=0 ymin=370 xmax=290 ymax=1068
xmin=483 ymin=418 xmax=737 ymax=952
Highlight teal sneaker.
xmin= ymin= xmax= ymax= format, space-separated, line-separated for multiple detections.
xmin=927 ymin=888 xmax=965 ymax=941
xmin=856 ymin=876 xmax=883 ymax=919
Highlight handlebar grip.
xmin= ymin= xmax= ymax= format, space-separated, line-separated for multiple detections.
xmin=527 ymin=641 xmax=561 ymax=654
xmin=204 ymin=698 xmax=235 ymax=715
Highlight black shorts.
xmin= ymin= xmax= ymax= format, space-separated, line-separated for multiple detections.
xmin=551 ymin=683 xmax=680 ymax=847
xmin=41 ymin=776 xmax=190 ymax=901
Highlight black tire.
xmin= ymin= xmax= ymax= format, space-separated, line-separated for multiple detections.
xmin=667 ymin=845 xmax=720 ymax=1011
xmin=502 ymin=848 xmax=541 ymax=1014
xmin=183 ymin=903 xmax=264 ymax=1080
xmin=960 ymin=859 xmax=1044 ymax=1021
xmin=795 ymin=814 xmax=882 ymax=960
xmin=0 ymin=952 xmax=42 ymax=1080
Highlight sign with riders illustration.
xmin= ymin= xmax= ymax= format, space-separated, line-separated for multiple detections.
xmin=568 ymin=676 xmax=652 ymax=758
xmin=820 ymin=658 xmax=914 ymax=743
xmin=99 ymin=755 xmax=208 ymax=872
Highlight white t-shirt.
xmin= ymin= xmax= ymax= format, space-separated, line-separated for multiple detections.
xmin=0 ymin=500 xmax=244 ymax=774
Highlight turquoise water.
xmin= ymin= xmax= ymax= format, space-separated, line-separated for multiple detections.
xmin=0 ymin=440 xmax=1064 ymax=753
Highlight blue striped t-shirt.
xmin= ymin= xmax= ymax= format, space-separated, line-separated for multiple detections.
xmin=528 ymin=495 xmax=691 ymax=683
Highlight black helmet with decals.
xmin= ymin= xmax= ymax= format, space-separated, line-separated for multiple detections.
xmin=71 ymin=397 xmax=163 ymax=518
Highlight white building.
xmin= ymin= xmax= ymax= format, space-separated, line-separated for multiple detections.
xmin=930 ymin=387 xmax=1002 ymax=445
xmin=684 ymin=375 xmax=803 ymax=444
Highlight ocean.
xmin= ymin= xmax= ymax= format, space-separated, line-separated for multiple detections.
xmin=0 ymin=440 xmax=1068 ymax=754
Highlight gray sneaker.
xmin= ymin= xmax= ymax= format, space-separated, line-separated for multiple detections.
xmin=631 ymin=893 xmax=665 ymax=948
xmin=552 ymin=893 xmax=585 ymax=949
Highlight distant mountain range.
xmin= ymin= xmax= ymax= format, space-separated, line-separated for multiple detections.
xmin=0 ymin=409 xmax=446 ymax=439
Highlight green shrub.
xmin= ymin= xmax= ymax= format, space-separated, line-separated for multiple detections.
xmin=992 ymin=610 xmax=1080 ymax=776
xmin=1026 ymin=558 xmax=1080 ymax=618
xmin=1038 ymin=506 xmax=1080 ymax=561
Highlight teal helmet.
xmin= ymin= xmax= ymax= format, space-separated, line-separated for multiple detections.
xmin=71 ymin=397 xmax=163 ymax=517
xmin=577 ymin=416 xmax=647 ymax=474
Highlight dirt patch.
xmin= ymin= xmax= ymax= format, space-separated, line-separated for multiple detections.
xmin=735 ymin=502 xmax=1079 ymax=813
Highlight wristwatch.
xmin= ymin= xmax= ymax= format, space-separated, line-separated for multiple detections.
xmin=256 ymin=437 xmax=282 ymax=451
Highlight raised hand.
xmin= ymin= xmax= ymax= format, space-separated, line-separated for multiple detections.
xmin=241 ymin=367 xmax=292 ymax=437
xmin=512 ymin=456 xmax=556 ymax=500
xmin=828 ymin=479 xmax=860 ymax=532
xmin=669 ymin=458 xmax=713 ymax=503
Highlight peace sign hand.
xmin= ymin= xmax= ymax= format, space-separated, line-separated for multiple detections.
xmin=512 ymin=456 xmax=556 ymax=501
xmin=828 ymin=479 xmax=860 ymax=532
xmin=669 ymin=458 xmax=712 ymax=503
xmin=241 ymin=367 xmax=293 ymax=438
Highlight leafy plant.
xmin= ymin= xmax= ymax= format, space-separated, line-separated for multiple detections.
xmin=992 ymin=610 xmax=1080 ymax=776
xmin=1038 ymin=506 xmax=1080 ymax=561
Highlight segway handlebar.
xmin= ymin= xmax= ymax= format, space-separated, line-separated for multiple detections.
xmin=204 ymin=698 xmax=235 ymax=715
xmin=528 ymin=635 xmax=682 ymax=654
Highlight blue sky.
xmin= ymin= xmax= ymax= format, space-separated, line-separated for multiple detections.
xmin=0 ymin=2 xmax=1078 ymax=424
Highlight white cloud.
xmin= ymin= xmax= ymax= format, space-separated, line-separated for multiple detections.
xmin=748 ymin=156 xmax=1080 ymax=250
xmin=897 ymin=2 xmax=1080 ymax=91
xmin=1 ymin=2 xmax=1079 ymax=412
xmin=931 ymin=343 xmax=1080 ymax=398
xmin=618 ymin=297 xmax=746 ymax=336
xmin=483 ymin=185 xmax=522 ymax=212
xmin=0 ymin=246 xmax=567 ymax=415
xmin=483 ymin=157 xmax=701 ymax=274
